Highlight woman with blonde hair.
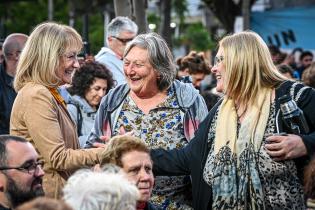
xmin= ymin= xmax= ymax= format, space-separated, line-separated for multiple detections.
xmin=151 ymin=31 xmax=315 ymax=209
xmin=10 ymin=22 xmax=108 ymax=198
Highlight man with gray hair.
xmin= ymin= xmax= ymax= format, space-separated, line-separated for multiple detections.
xmin=0 ymin=33 xmax=28 ymax=134
xmin=95 ymin=16 xmax=138 ymax=86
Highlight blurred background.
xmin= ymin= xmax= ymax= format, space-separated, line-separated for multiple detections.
xmin=1 ymin=0 xmax=315 ymax=57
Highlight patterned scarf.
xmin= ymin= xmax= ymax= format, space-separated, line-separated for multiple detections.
xmin=210 ymin=88 xmax=271 ymax=209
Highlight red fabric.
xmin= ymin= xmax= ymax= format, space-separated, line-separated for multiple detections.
xmin=136 ymin=202 xmax=147 ymax=210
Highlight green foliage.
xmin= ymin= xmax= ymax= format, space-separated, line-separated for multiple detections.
xmin=0 ymin=0 xmax=108 ymax=55
xmin=88 ymin=13 xmax=104 ymax=54
xmin=147 ymin=12 xmax=160 ymax=33
xmin=177 ymin=22 xmax=215 ymax=51
xmin=0 ymin=0 xmax=48 ymax=35
xmin=172 ymin=0 xmax=188 ymax=25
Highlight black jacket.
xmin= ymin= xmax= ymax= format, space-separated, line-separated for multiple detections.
xmin=0 ymin=204 xmax=10 ymax=210
xmin=0 ymin=63 xmax=16 ymax=134
xmin=151 ymin=81 xmax=315 ymax=210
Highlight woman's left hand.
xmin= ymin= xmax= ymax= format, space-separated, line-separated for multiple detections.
xmin=265 ymin=134 xmax=307 ymax=161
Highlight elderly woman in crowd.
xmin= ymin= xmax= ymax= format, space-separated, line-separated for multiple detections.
xmin=67 ymin=61 xmax=114 ymax=147
xmin=63 ymin=167 xmax=139 ymax=210
xmin=10 ymin=22 xmax=109 ymax=198
xmin=151 ymin=31 xmax=315 ymax=210
xmin=102 ymin=135 xmax=161 ymax=210
xmin=87 ymin=32 xmax=208 ymax=209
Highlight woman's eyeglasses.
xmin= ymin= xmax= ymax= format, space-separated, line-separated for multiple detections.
xmin=213 ymin=55 xmax=224 ymax=67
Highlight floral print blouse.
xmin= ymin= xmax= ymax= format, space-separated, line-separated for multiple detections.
xmin=113 ymin=87 xmax=193 ymax=209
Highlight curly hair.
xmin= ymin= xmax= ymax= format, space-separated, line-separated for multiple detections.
xmin=68 ymin=61 xmax=115 ymax=97
xmin=178 ymin=51 xmax=211 ymax=75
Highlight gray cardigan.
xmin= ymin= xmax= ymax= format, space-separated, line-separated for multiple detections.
xmin=85 ymin=80 xmax=208 ymax=148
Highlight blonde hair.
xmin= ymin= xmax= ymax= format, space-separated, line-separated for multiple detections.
xmin=14 ymin=22 xmax=82 ymax=91
xmin=220 ymin=31 xmax=286 ymax=106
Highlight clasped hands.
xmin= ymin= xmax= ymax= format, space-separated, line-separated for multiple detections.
xmin=265 ymin=133 xmax=307 ymax=161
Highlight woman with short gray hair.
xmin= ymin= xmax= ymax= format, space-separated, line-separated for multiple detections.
xmin=63 ymin=168 xmax=139 ymax=210
xmin=87 ymin=32 xmax=208 ymax=209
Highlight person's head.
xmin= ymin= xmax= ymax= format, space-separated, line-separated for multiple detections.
xmin=14 ymin=22 xmax=82 ymax=92
xmin=15 ymin=197 xmax=73 ymax=210
xmin=63 ymin=168 xmax=139 ymax=210
xmin=302 ymin=62 xmax=315 ymax=88
xmin=0 ymin=135 xmax=45 ymax=208
xmin=123 ymin=32 xmax=176 ymax=97
xmin=2 ymin=33 xmax=28 ymax=76
xmin=103 ymin=136 xmax=154 ymax=202
xmin=178 ymin=51 xmax=211 ymax=88
xmin=106 ymin=16 xmax=138 ymax=58
xmin=67 ymin=61 xmax=115 ymax=109
xmin=176 ymin=56 xmax=189 ymax=78
xmin=277 ymin=64 xmax=294 ymax=80
xmin=211 ymin=31 xmax=286 ymax=105
xmin=300 ymin=51 xmax=313 ymax=68
xmin=268 ymin=45 xmax=284 ymax=65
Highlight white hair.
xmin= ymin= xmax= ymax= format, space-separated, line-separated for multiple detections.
xmin=63 ymin=169 xmax=139 ymax=210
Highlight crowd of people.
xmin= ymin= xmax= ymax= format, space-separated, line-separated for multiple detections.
xmin=0 ymin=15 xmax=314 ymax=210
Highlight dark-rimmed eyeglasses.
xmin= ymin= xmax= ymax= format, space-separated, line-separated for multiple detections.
xmin=0 ymin=160 xmax=44 ymax=174
xmin=6 ymin=51 xmax=22 ymax=58
xmin=112 ymin=36 xmax=134 ymax=44
xmin=214 ymin=55 xmax=224 ymax=67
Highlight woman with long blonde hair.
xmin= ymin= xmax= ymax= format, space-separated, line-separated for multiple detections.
xmin=151 ymin=31 xmax=315 ymax=209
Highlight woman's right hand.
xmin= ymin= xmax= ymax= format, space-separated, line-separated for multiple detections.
xmin=92 ymin=126 xmax=134 ymax=148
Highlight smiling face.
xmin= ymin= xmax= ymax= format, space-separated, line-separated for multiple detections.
xmin=84 ymin=78 xmax=108 ymax=109
xmin=121 ymin=151 xmax=154 ymax=202
xmin=211 ymin=47 xmax=225 ymax=93
xmin=123 ymin=46 xmax=160 ymax=97
xmin=56 ymin=49 xmax=80 ymax=85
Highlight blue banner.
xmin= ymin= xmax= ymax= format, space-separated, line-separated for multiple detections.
xmin=251 ymin=6 xmax=315 ymax=50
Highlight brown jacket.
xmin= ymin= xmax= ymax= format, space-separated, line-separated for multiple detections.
xmin=10 ymin=83 xmax=106 ymax=198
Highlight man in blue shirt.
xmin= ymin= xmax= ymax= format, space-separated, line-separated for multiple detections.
xmin=95 ymin=17 xmax=138 ymax=86
xmin=0 ymin=33 xmax=28 ymax=134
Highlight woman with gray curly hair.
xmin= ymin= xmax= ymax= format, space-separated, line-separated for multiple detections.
xmin=63 ymin=167 xmax=139 ymax=210
xmin=86 ymin=33 xmax=208 ymax=209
